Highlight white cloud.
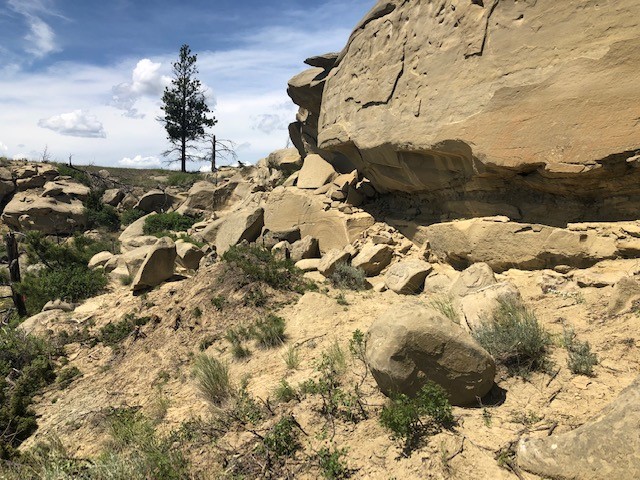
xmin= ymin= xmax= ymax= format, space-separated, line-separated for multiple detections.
xmin=111 ymin=59 xmax=171 ymax=118
xmin=7 ymin=0 xmax=60 ymax=58
xmin=119 ymin=155 xmax=162 ymax=168
xmin=0 ymin=142 xmax=7 ymax=153
xmin=38 ymin=110 xmax=106 ymax=138
xmin=252 ymin=113 xmax=290 ymax=135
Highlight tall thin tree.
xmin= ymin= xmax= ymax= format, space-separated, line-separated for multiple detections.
xmin=160 ymin=44 xmax=216 ymax=172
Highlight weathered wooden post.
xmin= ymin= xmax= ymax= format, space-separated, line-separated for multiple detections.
xmin=5 ymin=232 xmax=27 ymax=317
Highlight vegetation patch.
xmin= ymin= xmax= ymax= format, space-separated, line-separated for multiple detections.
xmin=84 ymin=190 xmax=121 ymax=231
xmin=330 ymin=263 xmax=367 ymax=291
xmin=164 ymin=171 xmax=204 ymax=188
xmin=193 ymin=354 xmax=233 ymax=406
xmin=98 ymin=314 xmax=152 ymax=348
xmin=473 ymin=299 xmax=551 ymax=376
xmin=121 ymin=208 xmax=146 ymax=226
xmin=143 ymin=212 xmax=198 ymax=236
xmin=379 ymin=382 xmax=454 ymax=456
xmin=563 ymin=326 xmax=598 ymax=376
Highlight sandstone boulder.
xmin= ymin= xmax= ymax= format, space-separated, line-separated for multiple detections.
xmin=295 ymin=258 xmax=320 ymax=272
xmin=131 ymin=237 xmax=176 ymax=291
xmin=366 ymin=302 xmax=496 ymax=406
xmin=2 ymin=192 xmax=86 ymax=234
xmin=102 ymin=188 xmax=124 ymax=206
xmin=291 ymin=236 xmax=320 ymax=262
xmin=200 ymin=206 xmax=264 ymax=254
xmin=135 ymin=190 xmax=176 ymax=213
xmin=42 ymin=179 xmax=90 ymax=201
xmin=42 ymin=299 xmax=75 ymax=312
xmin=119 ymin=213 xmax=157 ymax=252
xmin=422 ymin=218 xmax=618 ymax=272
xmin=459 ymin=282 xmax=522 ymax=332
xmin=176 ymin=241 xmax=205 ymax=270
xmin=608 ymin=277 xmax=640 ymax=315
xmin=351 ymin=243 xmax=393 ymax=277
xmin=384 ymin=260 xmax=432 ymax=294
xmin=448 ymin=263 xmax=496 ymax=298
xmin=88 ymin=251 xmax=114 ymax=269
xmin=177 ymin=180 xmax=242 ymax=214
xmin=517 ymin=375 xmax=640 ymax=479
xmin=264 ymin=187 xmax=374 ymax=253
xmin=318 ymin=249 xmax=351 ymax=277
xmin=296 ymin=154 xmax=337 ymax=189
xmin=264 ymin=148 xmax=303 ymax=174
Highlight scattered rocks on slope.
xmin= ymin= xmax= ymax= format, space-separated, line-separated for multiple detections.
xmin=366 ymin=302 xmax=496 ymax=406
xmin=318 ymin=249 xmax=351 ymax=277
xmin=517 ymin=375 xmax=640 ymax=479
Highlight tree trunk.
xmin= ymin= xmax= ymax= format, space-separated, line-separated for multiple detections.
xmin=181 ymin=134 xmax=187 ymax=172
xmin=5 ymin=233 xmax=27 ymax=317
xmin=211 ymin=135 xmax=216 ymax=173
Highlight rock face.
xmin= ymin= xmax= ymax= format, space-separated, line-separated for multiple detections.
xmin=351 ymin=243 xmax=393 ymax=276
xmin=119 ymin=213 xmax=158 ymax=252
xmin=135 ymin=190 xmax=177 ymax=213
xmin=2 ymin=192 xmax=86 ymax=234
xmin=366 ymin=302 xmax=496 ymax=406
xmin=177 ymin=180 xmax=242 ymax=215
xmin=296 ymin=154 xmax=337 ymax=189
xmin=517 ymin=375 xmax=640 ymax=479
xmin=288 ymin=0 xmax=640 ymax=225
xmin=131 ymin=237 xmax=177 ymax=291
xmin=200 ymin=206 xmax=264 ymax=255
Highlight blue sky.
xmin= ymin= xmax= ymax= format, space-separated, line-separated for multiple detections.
xmin=0 ymin=0 xmax=372 ymax=169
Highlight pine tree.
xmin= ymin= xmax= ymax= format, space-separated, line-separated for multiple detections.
xmin=160 ymin=44 xmax=216 ymax=172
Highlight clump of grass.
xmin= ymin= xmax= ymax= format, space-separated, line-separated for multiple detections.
xmin=473 ymin=299 xmax=551 ymax=376
xmin=336 ymin=292 xmax=349 ymax=306
xmin=330 ymin=263 xmax=367 ymax=291
xmin=563 ymin=326 xmax=598 ymax=376
xmin=283 ymin=345 xmax=300 ymax=370
xmin=379 ymin=381 xmax=454 ymax=456
xmin=253 ymin=314 xmax=286 ymax=348
xmin=224 ymin=325 xmax=252 ymax=359
xmin=198 ymin=335 xmax=216 ymax=351
xmin=193 ymin=354 xmax=233 ymax=406
xmin=192 ymin=306 xmax=202 ymax=318
xmin=430 ymin=296 xmax=459 ymax=323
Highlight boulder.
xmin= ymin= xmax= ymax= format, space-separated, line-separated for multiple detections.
xmin=200 ymin=206 xmax=264 ymax=255
xmin=312 ymin=0 xmax=640 ymax=224
xmin=448 ymin=263 xmax=496 ymax=298
xmin=366 ymin=302 xmax=496 ymax=406
xmin=422 ymin=218 xmax=618 ymax=272
xmin=88 ymin=251 xmax=114 ymax=269
xmin=608 ymin=277 xmax=640 ymax=315
xmin=351 ymin=244 xmax=393 ymax=277
xmin=177 ymin=180 xmax=241 ymax=214
xmin=134 ymin=190 xmax=176 ymax=213
xmin=42 ymin=179 xmax=90 ymax=201
xmin=102 ymin=188 xmax=124 ymax=206
xmin=131 ymin=237 xmax=177 ymax=291
xmin=264 ymin=187 xmax=374 ymax=253
xmin=271 ymin=241 xmax=291 ymax=261
xmin=119 ymin=213 xmax=156 ymax=252
xmin=264 ymin=148 xmax=303 ymax=173
xmin=176 ymin=241 xmax=205 ymax=270
xmin=295 ymin=258 xmax=320 ymax=272
xmin=290 ymin=236 xmax=320 ymax=262
xmin=517 ymin=375 xmax=640 ymax=479
xmin=42 ymin=299 xmax=75 ymax=312
xmin=384 ymin=260 xmax=432 ymax=294
xmin=1 ymin=192 xmax=86 ymax=234
xmin=318 ymin=249 xmax=351 ymax=277
xmin=304 ymin=52 xmax=339 ymax=70
xmin=122 ymin=245 xmax=156 ymax=278
xmin=296 ymin=154 xmax=337 ymax=189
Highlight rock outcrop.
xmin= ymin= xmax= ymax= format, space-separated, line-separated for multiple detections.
xmin=366 ymin=302 xmax=496 ymax=406
xmin=131 ymin=237 xmax=177 ymax=291
xmin=288 ymin=0 xmax=640 ymax=225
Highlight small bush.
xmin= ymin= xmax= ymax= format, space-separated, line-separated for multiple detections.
xmin=193 ymin=354 xmax=232 ymax=406
xmin=563 ymin=327 xmax=598 ymax=376
xmin=253 ymin=314 xmax=286 ymax=348
xmin=165 ymin=171 xmax=203 ymax=188
xmin=121 ymin=208 xmax=146 ymax=226
xmin=317 ymin=446 xmax=350 ymax=479
xmin=224 ymin=325 xmax=252 ymax=359
xmin=84 ymin=190 xmax=121 ymax=231
xmin=263 ymin=416 xmax=301 ymax=459
xmin=222 ymin=244 xmax=314 ymax=293
xmin=143 ymin=212 xmax=197 ymax=236
xmin=473 ymin=299 xmax=551 ymax=376
xmin=379 ymin=382 xmax=454 ymax=456
xmin=274 ymin=379 xmax=298 ymax=403
xmin=98 ymin=314 xmax=151 ymax=348
xmin=330 ymin=263 xmax=367 ymax=291
xmin=56 ymin=366 xmax=82 ymax=389
xmin=119 ymin=274 xmax=133 ymax=286
xmin=55 ymin=163 xmax=91 ymax=185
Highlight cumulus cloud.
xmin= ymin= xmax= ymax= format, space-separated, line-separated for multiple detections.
xmin=251 ymin=113 xmax=290 ymax=135
xmin=0 ymin=141 xmax=8 ymax=153
xmin=38 ymin=110 xmax=106 ymax=138
xmin=119 ymin=155 xmax=162 ymax=168
xmin=111 ymin=59 xmax=171 ymax=118
xmin=7 ymin=0 xmax=60 ymax=58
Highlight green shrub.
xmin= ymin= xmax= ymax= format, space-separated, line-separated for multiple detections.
xmin=193 ymin=354 xmax=232 ymax=406
xmin=84 ymin=190 xmax=121 ymax=231
xmin=143 ymin=212 xmax=197 ymax=236
xmin=263 ymin=416 xmax=301 ymax=459
xmin=330 ymin=263 xmax=367 ymax=291
xmin=98 ymin=314 xmax=151 ymax=348
xmin=317 ymin=446 xmax=349 ymax=479
xmin=563 ymin=327 xmax=598 ymax=376
xmin=274 ymin=379 xmax=298 ymax=403
xmin=253 ymin=314 xmax=286 ymax=348
xmin=0 ymin=327 xmax=58 ymax=459
xmin=222 ymin=244 xmax=314 ymax=293
xmin=121 ymin=208 xmax=146 ymax=226
xmin=224 ymin=325 xmax=252 ymax=359
xmin=379 ymin=382 xmax=454 ymax=456
xmin=473 ymin=299 xmax=551 ymax=376
xmin=56 ymin=366 xmax=82 ymax=389
xmin=54 ymin=163 xmax=91 ymax=185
